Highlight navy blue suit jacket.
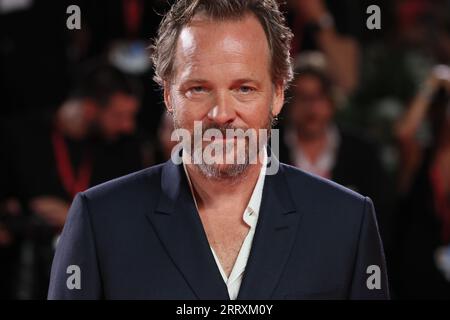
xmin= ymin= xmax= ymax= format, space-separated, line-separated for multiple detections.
xmin=48 ymin=158 xmax=389 ymax=299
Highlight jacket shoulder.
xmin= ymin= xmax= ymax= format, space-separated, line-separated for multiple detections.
xmin=279 ymin=163 xmax=370 ymax=224
xmin=280 ymin=163 xmax=366 ymax=201
xmin=81 ymin=163 xmax=165 ymax=204
xmin=279 ymin=163 xmax=376 ymax=250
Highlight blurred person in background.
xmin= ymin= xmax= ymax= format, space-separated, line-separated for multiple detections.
xmin=151 ymin=112 xmax=177 ymax=164
xmin=0 ymin=63 xmax=144 ymax=299
xmin=393 ymin=64 xmax=450 ymax=298
xmin=280 ymin=61 xmax=394 ymax=269
xmin=70 ymin=0 xmax=171 ymax=138
xmin=137 ymin=112 xmax=177 ymax=167
xmin=284 ymin=0 xmax=360 ymax=96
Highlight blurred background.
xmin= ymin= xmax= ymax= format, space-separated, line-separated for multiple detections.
xmin=0 ymin=0 xmax=449 ymax=299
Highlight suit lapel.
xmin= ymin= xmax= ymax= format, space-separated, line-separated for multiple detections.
xmin=237 ymin=159 xmax=301 ymax=299
xmin=146 ymin=160 xmax=229 ymax=300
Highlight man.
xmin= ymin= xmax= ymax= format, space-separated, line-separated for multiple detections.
xmin=48 ymin=0 xmax=389 ymax=299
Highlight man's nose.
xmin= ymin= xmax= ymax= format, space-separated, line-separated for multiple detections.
xmin=207 ymin=91 xmax=236 ymax=125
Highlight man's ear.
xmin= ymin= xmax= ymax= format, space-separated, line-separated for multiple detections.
xmin=271 ymin=81 xmax=285 ymax=117
xmin=163 ymin=81 xmax=174 ymax=113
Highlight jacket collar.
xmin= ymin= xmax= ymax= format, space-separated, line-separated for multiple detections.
xmin=147 ymin=155 xmax=301 ymax=299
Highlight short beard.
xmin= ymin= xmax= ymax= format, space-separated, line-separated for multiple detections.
xmin=173 ymin=112 xmax=274 ymax=180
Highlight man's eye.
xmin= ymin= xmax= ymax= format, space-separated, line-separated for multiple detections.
xmin=189 ymin=86 xmax=206 ymax=94
xmin=185 ymin=86 xmax=208 ymax=98
xmin=238 ymin=86 xmax=255 ymax=94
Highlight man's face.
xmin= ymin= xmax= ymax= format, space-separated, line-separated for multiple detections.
xmin=97 ymin=93 xmax=139 ymax=141
xmin=164 ymin=13 xmax=284 ymax=177
xmin=290 ymin=75 xmax=333 ymax=139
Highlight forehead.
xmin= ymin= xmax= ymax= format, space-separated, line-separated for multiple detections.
xmin=173 ymin=13 xmax=271 ymax=82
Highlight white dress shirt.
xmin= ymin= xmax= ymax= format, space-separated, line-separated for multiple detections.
xmin=182 ymin=149 xmax=267 ymax=300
